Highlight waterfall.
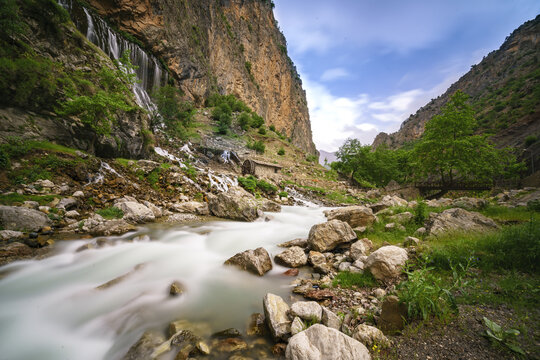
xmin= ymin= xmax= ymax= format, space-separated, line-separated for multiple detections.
xmin=58 ymin=0 xmax=167 ymax=113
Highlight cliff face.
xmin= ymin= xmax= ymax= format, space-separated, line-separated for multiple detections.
xmin=373 ymin=15 xmax=540 ymax=150
xmin=87 ymin=0 xmax=317 ymax=155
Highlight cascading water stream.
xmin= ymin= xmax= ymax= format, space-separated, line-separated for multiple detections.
xmin=0 ymin=206 xmax=327 ymax=360
xmin=57 ymin=0 xmax=167 ymax=113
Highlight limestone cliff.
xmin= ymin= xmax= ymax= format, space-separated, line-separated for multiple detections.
xmin=86 ymin=0 xmax=317 ymax=155
xmin=373 ymin=15 xmax=540 ymax=150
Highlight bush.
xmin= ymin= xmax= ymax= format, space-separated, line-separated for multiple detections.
xmin=217 ymin=113 xmax=232 ymax=135
xmin=278 ymin=191 xmax=288 ymax=198
xmin=413 ymin=200 xmax=428 ymax=225
xmin=277 ymin=147 xmax=285 ymax=156
xmin=269 ymin=124 xmax=276 ymax=132
xmin=247 ymin=140 xmax=265 ymax=154
xmin=238 ymin=175 xmax=257 ymax=193
xmin=258 ymin=126 xmax=266 ymax=135
xmin=306 ymin=154 xmax=318 ymax=163
xmin=0 ymin=147 xmax=9 ymax=169
xmin=238 ymin=112 xmax=251 ymax=131
xmin=257 ymin=179 xmax=277 ymax=194
xmin=250 ymin=113 xmax=264 ymax=128
xmin=525 ymin=135 xmax=538 ymax=147
xmin=96 ymin=206 xmax=124 ymax=219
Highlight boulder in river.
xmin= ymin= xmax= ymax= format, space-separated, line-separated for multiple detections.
xmin=224 ymin=247 xmax=272 ymax=276
xmin=263 ymin=293 xmax=291 ymax=341
xmin=285 ymin=324 xmax=370 ymax=360
xmin=207 ymin=187 xmax=262 ymax=222
xmin=275 ymin=246 xmax=308 ymax=268
xmin=323 ymin=206 xmax=376 ymax=228
xmin=307 ymin=219 xmax=356 ymax=252
xmin=0 ymin=205 xmax=52 ymax=232
xmin=365 ymin=245 xmax=408 ymax=281
xmin=278 ymin=238 xmax=308 ymax=248
xmin=425 ymin=208 xmax=499 ymax=237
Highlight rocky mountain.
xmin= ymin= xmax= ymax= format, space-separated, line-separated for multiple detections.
xmin=85 ymin=0 xmax=316 ymax=155
xmin=373 ymin=15 xmax=540 ymax=151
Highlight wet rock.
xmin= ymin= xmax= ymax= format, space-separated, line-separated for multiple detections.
xmin=321 ymin=307 xmax=341 ymax=330
xmin=246 ymin=313 xmax=266 ymax=336
xmin=212 ymin=328 xmax=242 ymax=338
xmin=260 ymin=200 xmax=281 ymax=212
xmin=215 ymin=337 xmax=247 ymax=352
xmin=0 ymin=242 xmax=33 ymax=258
xmin=169 ymin=281 xmax=186 ymax=296
xmin=304 ymin=289 xmax=334 ymax=301
xmin=323 ymin=206 xmax=376 ymax=228
xmin=90 ymin=220 xmax=136 ymax=236
xmin=291 ymin=317 xmax=304 ymax=336
xmin=379 ymin=295 xmax=407 ymax=333
xmin=208 ymin=187 xmax=262 ymax=222
xmin=275 ymin=246 xmax=307 ymax=268
xmin=224 ymin=247 xmax=272 ymax=276
xmin=350 ymin=238 xmax=372 ymax=260
xmin=0 ymin=205 xmax=52 ymax=232
xmin=122 ymin=330 xmax=165 ymax=360
xmin=285 ymin=324 xmax=370 ymax=360
xmin=169 ymin=320 xmax=212 ymax=338
xmin=278 ymin=238 xmax=308 ymax=248
xmin=307 ymin=219 xmax=356 ymax=252
xmin=352 ymin=324 xmax=391 ymax=347
xmin=171 ymin=201 xmax=209 ymax=215
xmin=426 ymin=208 xmax=499 ymax=237
xmin=403 ymin=236 xmax=420 ymax=247
xmin=283 ymin=268 xmax=299 ymax=276
xmin=57 ymin=197 xmax=78 ymax=210
xmin=365 ymin=245 xmax=408 ymax=281
xmin=116 ymin=201 xmax=155 ymax=223
xmin=0 ymin=230 xmax=25 ymax=242
xmin=263 ymin=293 xmax=291 ymax=341
xmin=291 ymin=301 xmax=322 ymax=322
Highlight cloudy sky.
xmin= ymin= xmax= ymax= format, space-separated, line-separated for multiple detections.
xmin=273 ymin=0 xmax=540 ymax=152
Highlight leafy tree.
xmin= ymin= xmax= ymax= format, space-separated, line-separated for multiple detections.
xmin=411 ymin=90 xmax=519 ymax=184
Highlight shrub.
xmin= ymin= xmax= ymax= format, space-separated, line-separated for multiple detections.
xmin=413 ymin=200 xmax=428 ymax=225
xmin=238 ymin=175 xmax=257 ymax=193
xmin=247 ymin=140 xmax=265 ymax=154
xmin=258 ymin=126 xmax=266 ymax=135
xmin=306 ymin=154 xmax=317 ymax=163
xmin=257 ymin=179 xmax=277 ymax=194
xmin=217 ymin=113 xmax=232 ymax=135
xmin=238 ymin=112 xmax=251 ymax=131
xmin=96 ymin=206 xmax=124 ymax=219
xmin=250 ymin=113 xmax=264 ymax=128
xmin=269 ymin=124 xmax=276 ymax=132
xmin=0 ymin=147 xmax=10 ymax=169
xmin=278 ymin=191 xmax=288 ymax=198
xmin=525 ymin=135 xmax=538 ymax=147
xmin=277 ymin=147 xmax=285 ymax=156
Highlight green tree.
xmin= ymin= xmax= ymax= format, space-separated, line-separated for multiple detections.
xmin=412 ymin=90 xmax=517 ymax=184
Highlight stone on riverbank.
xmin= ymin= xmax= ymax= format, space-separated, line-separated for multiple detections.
xmin=0 ymin=205 xmax=52 ymax=232
xmin=323 ymin=206 xmax=376 ymax=228
xmin=224 ymin=247 xmax=272 ymax=276
xmin=208 ymin=187 xmax=262 ymax=222
xmin=365 ymin=245 xmax=408 ymax=281
xmin=263 ymin=293 xmax=291 ymax=341
xmin=275 ymin=246 xmax=308 ymax=268
xmin=307 ymin=219 xmax=356 ymax=252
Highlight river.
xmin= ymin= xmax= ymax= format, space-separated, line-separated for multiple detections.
xmin=0 ymin=205 xmax=326 ymax=360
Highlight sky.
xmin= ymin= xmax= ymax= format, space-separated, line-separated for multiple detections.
xmin=273 ymin=0 xmax=540 ymax=152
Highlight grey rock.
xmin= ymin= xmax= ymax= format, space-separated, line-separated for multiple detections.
xmin=64 ymin=210 xmax=80 ymax=218
xmin=0 ymin=205 xmax=52 ymax=232
xmin=365 ymin=246 xmax=408 ymax=281
xmin=171 ymin=201 xmax=208 ymax=215
xmin=426 ymin=208 xmax=499 ymax=237
xmin=321 ymin=307 xmax=341 ymax=330
xmin=117 ymin=201 xmax=155 ymax=223
xmin=323 ymin=206 xmax=376 ymax=228
xmin=142 ymin=201 xmax=163 ymax=218
xmin=291 ymin=317 xmax=304 ymax=336
xmin=285 ymin=324 xmax=370 ymax=360
xmin=57 ymin=197 xmax=78 ymax=210
xmin=350 ymin=238 xmax=371 ymax=260
xmin=403 ymin=236 xmax=420 ymax=247
xmin=224 ymin=247 xmax=272 ymax=276
xmin=263 ymin=293 xmax=291 ymax=341
xmin=275 ymin=246 xmax=308 ymax=268
xmin=72 ymin=191 xmax=85 ymax=198
xmin=307 ymin=219 xmax=357 ymax=252
xmin=352 ymin=324 xmax=391 ymax=347
xmin=22 ymin=201 xmax=39 ymax=210
xmin=0 ymin=230 xmax=25 ymax=241
xmin=308 ymin=251 xmax=326 ymax=266
xmin=279 ymin=238 xmax=308 ymax=248
xmin=290 ymin=301 xmax=322 ymax=322
xmin=208 ymin=187 xmax=261 ymax=222
xmin=389 ymin=211 xmax=413 ymax=223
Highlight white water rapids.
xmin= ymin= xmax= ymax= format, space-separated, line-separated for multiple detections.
xmin=0 ymin=206 xmax=326 ymax=360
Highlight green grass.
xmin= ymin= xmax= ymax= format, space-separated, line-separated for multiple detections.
xmin=0 ymin=193 xmax=58 ymax=206
xmin=115 ymin=158 xmax=132 ymax=168
xmin=478 ymin=205 xmax=539 ymax=223
xmin=95 ymin=206 xmax=124 ymax=219
xmin=332 ymin=271 xmax=377 ymax=288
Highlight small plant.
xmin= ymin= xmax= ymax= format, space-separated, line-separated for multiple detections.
xmin=277 ymin=147 xmax=285 ymax=156
xmin=302 ymin=315 xmax=319 ymax=330
xmin=247 ymin=139 xmax=265 ymax=154
xmin=269 ymin=124 xmax=276 ymax=132
xmin=278 ymin=191 xmax=288 ymax=198
xmin=524 ymin=135 xmax=537 ymax=147
xmin=332 ymin=271 xmax=377 ymax=288
xmin=238 ymin=175 xmax=258 ymax=193
xmin=306 ymin=154 xmax=318 ymax=163
xmin=183 ymin=161 xmax=197 ymax=181
xmin=96 ymin=206 xmax=124 ymax=219
xmin=413 ymin=200 xmax=428 ymax=225
xmin=482 ymin=317 xmax=524 ymax=355
xmin=258 ymin=126 xmax=266 ymax=135
xmin=238 ymin=112 xmax=251 ymax=131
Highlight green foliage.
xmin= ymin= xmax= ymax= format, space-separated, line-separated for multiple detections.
xmin=0 ymin=193 xmax=58 ymax=206
xmin=413 ymin=200 xmax=428 ymax=225
xmin=427 ymin=221 xmax=540 ymax=273
xmin=258 ymin=126 xmax=266 ymax=135
xmin=305 ymin=154 xmax=318 ymax=163
xmin=332 ymin=139 xmax=411 ymax=187
xmin=527 ymin=199 xmax=540 ymax=212
xmin=332 ymin=271 xmax=377 ymax=288
xmin=96 ymin=206 xmax=124 ymax=220
xmin=412 ymin=90 xmax=520 ymax=184
xmin=250 ymin=113 xmax=264 ymax=128
xmin=247 ymin=139 xmax=265 ymax=154
xmin=524 ymin=135 xmax=538 ymax=147
xmin=269 ymin=124 xmax=276 ymax=132
xmin=0 ymin=147 xmax=10 ymax=169
xmin=59 ymin=51 xmax=137 ymax=135
xmin=397 ymin=262 xmax=466 ymax=321
xmin=217 ymin=113 xmax=232 ymax=135
xmin=153 ymin=85 xmax=195 ymax=139
xmin=238 ymin=112 xmax=251 ymax=131
xmin=238 ymin=175 xmax=277 ymax=195
xmin=183 ymin=161 xmax=197 ymax=180
xmin=206 ymin=93 xmax=250 ymax=113
xmin=277 ymin=147 xmax=285 ymax=156
xmin=278 ymin=191 xmax=288 ymax=198
xmin=482 ymin=317 xmax=524 ymax=355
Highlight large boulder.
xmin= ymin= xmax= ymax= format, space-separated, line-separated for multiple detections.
xmin=425 ymin=208 xmax=499 ymax=237
xmin=370 ymin=195 xmax=408 ymax=213
xmin=452 ymin=197 xmax=488 ymax=210
xmin=365 ymin=245 xmax=408 ymax=281
xmin=263 ymin=293 xmax=291 ymax=341
xmin=116 ymin=202 xmax=155 ymax=223
xmin=290 ymin=301 xmax=323 ymax=322
xmin=307 ymin=220 xmax=356 ymax=252
xmin=350 ymin=238 xmax=372 ymax=260
xmin=224 ymin=247 xmax=272 ymax=276
xmin=171 ymin=201 xmax=209 ymax=215
xmin=323 ymin=206 xmax=376 ymax=228
xmin=285 ymin=324 xmax=371 ymax=360
xmin=352 ymin=324 xmax=391 ymax=347
xmin=208 ymin=187 xmax=262 ymax=222
xmin=0 ymin=205 xmax=51 ymax=232
xmin=275 ymin=246 xmax=308 ymax=268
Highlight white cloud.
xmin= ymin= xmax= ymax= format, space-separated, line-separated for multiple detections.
xmin=304 ymin=73 xmax=464 ymax=152
xmin=320 ymin=68 xmax=350 ymax=82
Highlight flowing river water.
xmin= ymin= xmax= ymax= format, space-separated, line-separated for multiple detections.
xmin=0 ymin=206 xmax=326 ymax=360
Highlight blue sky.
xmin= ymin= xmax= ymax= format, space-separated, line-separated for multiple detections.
xmin=273 ymin=0 xmax=540 ymax=152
